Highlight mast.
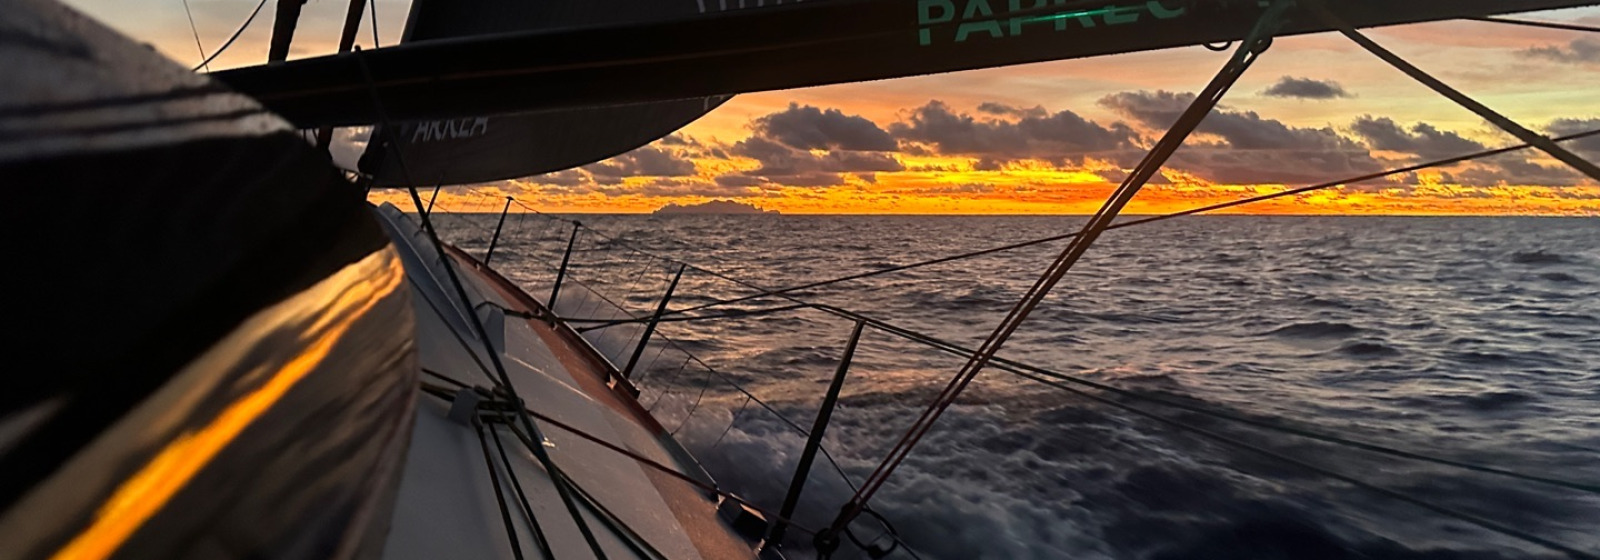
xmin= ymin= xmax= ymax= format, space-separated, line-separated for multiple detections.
xmin=315 ymin=0 xmax=370 ymax=150
xmin=266 ymin=0 xmax=306 ymax=64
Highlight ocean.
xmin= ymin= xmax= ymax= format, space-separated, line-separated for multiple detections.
xmin=430 ymin=213 xmax=1600 ymax=559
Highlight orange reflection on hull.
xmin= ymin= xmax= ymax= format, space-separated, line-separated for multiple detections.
xmin=51 ymin=249 xmax=405 ymax=560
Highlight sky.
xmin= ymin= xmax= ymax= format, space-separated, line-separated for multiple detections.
xmin=65 ymin=0 xmax=1600 ymax=215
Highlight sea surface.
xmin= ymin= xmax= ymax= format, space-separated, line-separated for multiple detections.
xmin=431 ymin=213 xmax=1600 ymax=560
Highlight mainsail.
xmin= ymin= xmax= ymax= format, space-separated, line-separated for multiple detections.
xmin=359 ymin=0 xmax=731 ymax=187
xmin=220 ymin=0 xmax=1599 ymax=128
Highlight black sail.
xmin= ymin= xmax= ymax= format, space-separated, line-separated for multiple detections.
xmin=223 ymin=0 xmax=1600 ymax=129
xmin=359 ymin=0 xmax=731 ymax=187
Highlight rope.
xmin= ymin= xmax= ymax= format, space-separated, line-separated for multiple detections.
xmin=190 ymin=0 xmax=268 ymax=72
xmin=417 ymin=377 xmax=826 ymax=538
xmin=540 ymin=452 xmax=670 ymax=560
xmin=1307 ymin=0 xmax=1600 ymax=183
xmin=473 ymin=418 xmax=526 ymax=560
xmin=408 ymin=220 xmax=875 ymax=547
xmin=355 ymin=48 xmax=611 ymax=559
xmin=181 ymin=0 xmax=209 ymax=72
xmin=830 ymin=4 xmax=1290 ymax=538
xmin=367 ymin=0 xmax=381 ymax=48
xmin=1470 ymin=15 xmax=1600 ymax=33
xmin=486 ymin=415 xmax=557 ymax=559
xmin=568 ymin=304 xmax=809 ymax=332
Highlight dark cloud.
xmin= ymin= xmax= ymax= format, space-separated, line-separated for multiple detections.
xmin=1102 ymin=90 xmax=1363 ymax=151
xmin=888 ymin=100 xmax=1137 ymax=158
xmin=659 ymin=133 xmax=730 ymax=158
xmin=1349 ymin=116 xmax=1486 ymax=159
xmin=1260 ymin=77 xmax=1351 ymax=100
xmin=582 ymin=146 xmax=697 ymax=182
xmin=713 ymin=104 xmax=907 ymax=187
xmin=751 ymin=103 xmax=898 ymax=151
xmin=1097 ymin=91 xmax=1385 ymax=184
xmin=1348 ymin=116 xmax=1586 ymax=185
xmin=714 ymin=175 xmax=768 ymax=188
xmin=1454 ymin=155 xmax=1583 ymax=186
xmin=977 ymin=102 xmax=1049 ymax=119
xmin=1547 ymin=118 xmax=1600 ymax=161
xmin=529 ymin=169 xmax=592 ymax=187
xmin=1523 ymin=38 xmax=1600 ymax=65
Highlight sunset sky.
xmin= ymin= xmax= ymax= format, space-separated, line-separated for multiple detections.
xmin=67 ymin=0 xmax=1600 ymax=215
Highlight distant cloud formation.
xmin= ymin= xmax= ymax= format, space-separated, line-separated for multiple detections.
xmin=1523 ymin=38 xmax=1600 ymax=65
xmin=889 ymin=100 xmax=1136 ymax=159
xmin=751 ymin=103 xmax=899 ymax=151
xmin=582 ymin=145 xmax=697 ymax=181
xmin=1350 ymin=116 xmax=1485 ymax=159
xmin=494 ymin=93 xmax=1597 ymax=214
xmin=1260 ymin=77 xmax=1352 ymax=100
xmin=1101 ymin=90 xmax=1384 ymax=183
xmin=1350 ymin=115 xmax=1585 ymax=186
xmin=1547 ymin=118 xmax=1600 ymax=160
xmin=739 ymin=104 xmax=903 ymax=184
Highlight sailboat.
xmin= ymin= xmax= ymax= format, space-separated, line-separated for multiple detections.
xmin=3 ymin=0 xmax=1598 ymax=559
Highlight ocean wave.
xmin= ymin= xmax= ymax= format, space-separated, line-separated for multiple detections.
xmin=1333 ymin=341 xmax=1402 ymax=358
xmin=1538 ymin=272 xmax=1586 ymax=284
xmin=1510 ymin=250 xmax=1570 ymax=265
xmin=1264 ymin=321 xmax=1368 ymax=339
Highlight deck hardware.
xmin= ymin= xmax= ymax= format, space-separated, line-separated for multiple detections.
xmin=769 ymin=320 xmax=866 ymax=548
xmin=547 ymin=221 xmax=581 ymax=314
xmin=621 ymin=264 xmax=686 ymax=379
xmin=484 ymin=196 xmax=513 ymax=265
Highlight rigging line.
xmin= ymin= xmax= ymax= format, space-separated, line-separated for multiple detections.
xmin=474 ymin=419 xmax=527 ymax=560
xmin=190 ymin=0 xmax=269 ymax=72
xmin=496 ymin=409 xmax=669 ymax=560
xmin=711 ymin=397 xmax=752 ymax=449
xmin=545 ymin=461 xmax=670 ymax=560
xmin=635 ymin=329 xmax=866 ymax=493
xmin=671 ymin=365 xmax=717 ymax=436
xmin=568 ymin=304 xmax=810 ymax=332
xmin=487 ymin=415 xmax=558 ymax=560
xmin=352 ymin=48 xmax=611 ymax=560
xmin=415 ymin=237 xmax=855 ymax=497
xmin=1307 ymin=0 xmax=1600 ymax=183
xmin=181 ymin=0 xmax=209 ymax=72
xmin=801 ymin=302 xmax=1600 ymax=496
xmin=1001 ymin=369 xmax=1600 ymax=560
xmin=416 ymin=380 xmax=826 ymax=538
xmin=1470 ymin=15 xmax=1600 ymax=33
xmin=367 ymin=0 xmax=380 ymax=49
xmin=654 ymin=127 xmax=1600 ymax=319
xmin=455 ymin=223 xmax=873 ymax=499
xmin=834 ymin=4 xmax=1290 ymax=534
